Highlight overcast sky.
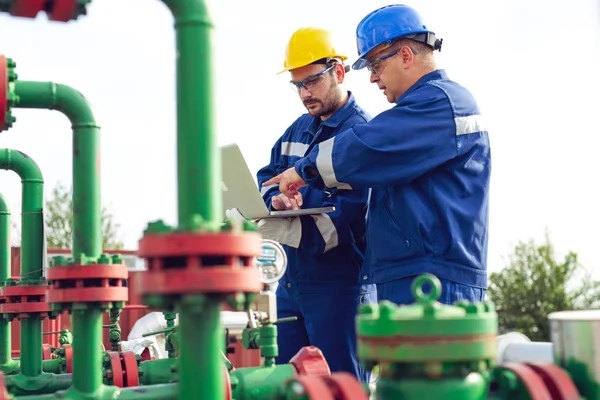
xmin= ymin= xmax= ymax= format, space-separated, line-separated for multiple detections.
xmin=0 ymin=0 xmax=599 ymax=277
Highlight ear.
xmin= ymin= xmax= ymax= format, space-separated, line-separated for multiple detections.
xmin=400 ymin=46 xmax=415 ymax=69
xmin=334 ymin=63 xmax=345 ymax=83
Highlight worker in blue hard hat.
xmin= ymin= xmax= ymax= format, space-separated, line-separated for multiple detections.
xmin=263 ymin=4 xmax=491 ymax=306
xmin=254 ymin=27 xmax=376 ymax=382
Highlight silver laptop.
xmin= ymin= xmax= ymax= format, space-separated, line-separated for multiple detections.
xmin=221 ymin=144 xmax=335 ymax=220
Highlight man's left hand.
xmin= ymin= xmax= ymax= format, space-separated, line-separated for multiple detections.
xmin=262 ymin=167 xmax=306 ymax=198
xmin=257 ymin=218 xmax=301 ymax=248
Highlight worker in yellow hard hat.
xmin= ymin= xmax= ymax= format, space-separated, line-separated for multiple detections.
xmin=257 ymin=27 xmax=376 ymax=383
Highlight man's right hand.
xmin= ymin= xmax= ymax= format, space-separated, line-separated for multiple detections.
xmin=272 ymin=192 xmax=303 ymax=211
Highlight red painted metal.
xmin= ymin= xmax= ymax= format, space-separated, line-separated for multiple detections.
xmin=526 ymin=363 xmax=580 ymax=400
xmin=136 ymin=268 xmax=262 ymax=296
xmin=499 ymin=363 xmax=553 ymax=400
xmin=47 ymin=0 xmax=78 ymax=22
xmin=138 ymin=232 xmax=262 ymax=261
xmin=223 ymin=365 xmax=232 ymax=400
xmin=9 ymin=0 xmax=44 ymax=18
xmin=324 ymin=372 xmax=369 ymax=400
xmin=108 ymin=351 xmax=124 ymax=388
xmin=0 ymin=56 xmax=6 ymax=128
xmin=42 ymin=343 xmax=52 ymax=360
xmin=289 ymin=346 xmax=331 ymax=377
xmin=0 ymin=372 xmax=8 ymax=400
xmin=47 ymin=264 xmax=128 ymax=304
xmin=0 ymin=285 xmax=51 ymax=317
xmin=291 ymin=375 xmax=335 ymax=400
xmin=63 ymin=344 xmax=73 ymax=373
xmin=121 ymin=351 xmax=139 ymax=388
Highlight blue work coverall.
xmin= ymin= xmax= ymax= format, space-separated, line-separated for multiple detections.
xmin=257 ymin=92 xmax=377 ymax=382
xmin=294 ymin=70 xmax=490 ymax=305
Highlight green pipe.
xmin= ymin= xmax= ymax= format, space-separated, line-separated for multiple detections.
xmin=138 ymin=358 xmax=178 ymax=386
xmin=161 ymin=0 xmax=220 ymax=227
xmin=0 ymin=194 xmax=18 ymax=375
xmin=5 ymin=372 xmax=72 ymax=396
xmin=13 ymin=81 xmax=101 ymax=257
xmin=179 ymin=296 xmax=223 ymax=400
xmin=230 ymin=364 xmax=297 ymax=400
xmin=0 ymin=149 xmax=45 ymax=382
xmin=71 ymin=304 xmax=103 ymax=395
xmin=13 ymin=382 xmax=179 ymax=400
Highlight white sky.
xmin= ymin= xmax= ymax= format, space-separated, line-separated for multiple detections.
xmin=0 ymin=0 xmax=599 ymax=278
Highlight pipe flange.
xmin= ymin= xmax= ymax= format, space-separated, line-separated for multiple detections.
xmin=494 ymin=363 xmax=553 ymax=400
xmin=8 ymin=0 xmax=45 ymax=18
xmin=525 ymin=363 xmax=581 ymax=400
xmin=47 ymin=0 xmax=89 ymax=22
xmin=0 ymin=55 xmax=17 ymax=131
xmin=289 ymin=346 xmax=331 ymax=377
xmin=0 ymin=284 xmax=54 ymax=319
xmin=0 ymin=372 xmax=9 ymax=400
xmin=323 ymin=372 xmax=369 ymax=400
xmin=42 ymin=343 xmax=54 ymax=360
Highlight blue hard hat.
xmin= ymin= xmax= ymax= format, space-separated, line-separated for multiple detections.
xmin=352 ymin=4 xmax=443 ymax=70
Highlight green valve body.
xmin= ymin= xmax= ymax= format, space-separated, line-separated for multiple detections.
xmin=357 ymin=274 xmax=498 ymax=400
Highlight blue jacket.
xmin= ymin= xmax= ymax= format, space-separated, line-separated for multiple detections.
xmin=257 ymin=92 xmax=372 ymax=286
xmin=295 ymin=70 xmax=491 ymax=289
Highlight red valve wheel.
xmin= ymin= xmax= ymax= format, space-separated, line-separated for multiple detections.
xmin=63 ymin=344 xmax=73 ymax=374
xmin=0 ymin=372 xmax=8 ymax=400
xmin=526 ymin=363 xmax=580 ymax=400
xmin=9 ymin=0 xmax=44 ymax=18
xmin=323 ymin=372 xmax=369 ymax=400
xmin=289 ymin=375 xmax=335 ymax=400
xmin=499 ymin=363 xmax=553 ymax=400
xmin=0 ymin=56 xmax=6 ymax=127
xmin=107 ymin=351 xmax=124 ymax=388
xmin=121 ymin=351 xmax=139 ymax=388
xmin=48 ymin=0 xmax=78 ymax=22
xmin=290 ymin=346 xmax=331 ymax=377
xmin=42 ymin=344 xmax=52 ymax=360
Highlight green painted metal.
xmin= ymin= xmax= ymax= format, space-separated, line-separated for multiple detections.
xmin=179 ymin=295 xmax=224 ymax=400
xmin=230 ymin=364 xmax=296 ymax=400
xmin=357 ymin=274 xmax=497 ymax=363
xmin=13 ymin=382 xmax=178 ymax=400
xmin=71 ymin=304 xmax=103 ymax=395
xmin=13 ymin=81 xmax=101 ymax=257
xmin=5 ymin=372 xmax=72 ymax=396
xmin=356 ymin=274 xmax=497 ymax=400
xmin=242 ymin=324 xmax=278 ymax=368
xmin=0 ymin=193 xmax=18 ymax=375
xmin=138 ymin=358 xmax=177 ymax=386
xmin=160 ymin=0 xmax=220 ymax=229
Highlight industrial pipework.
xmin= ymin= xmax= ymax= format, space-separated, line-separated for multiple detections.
xmin=0 ymin=194 xmax=18 ymax=376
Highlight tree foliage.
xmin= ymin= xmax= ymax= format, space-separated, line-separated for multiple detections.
xmin=488 ymin=232 xmax=600 ymax=341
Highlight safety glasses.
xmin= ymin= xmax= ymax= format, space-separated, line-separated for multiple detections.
xmin=290 ymin=65 xmax=334 ymax=93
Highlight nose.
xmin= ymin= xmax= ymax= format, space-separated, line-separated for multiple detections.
xmin=369 ymin=73 xmax=379 ymax=84
xmin=299 ymin=86 xmax=312 ymax=99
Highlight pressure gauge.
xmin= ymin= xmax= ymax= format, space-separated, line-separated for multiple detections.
xmin=255 ymin=239 xmax=287 ymax=284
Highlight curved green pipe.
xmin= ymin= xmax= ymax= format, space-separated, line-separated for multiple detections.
xmin=0 ymin=193 xmax=18 ymax=374
xmin=160 ymin=1 xmax=222 ymax=399
xmin=13 ymin=81 xmax=101 ymax=258
xmin=13 ymin=81 xmax=104 ymax=395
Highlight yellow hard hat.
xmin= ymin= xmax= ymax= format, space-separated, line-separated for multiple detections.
xmin=278 ymin=27 xmax=348 ymax=74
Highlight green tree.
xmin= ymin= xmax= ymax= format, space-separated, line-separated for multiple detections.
xmin=488 ymin=232 xmax=600 ymax=341
xmin=44 ymin=182 xmax=124 ymax=250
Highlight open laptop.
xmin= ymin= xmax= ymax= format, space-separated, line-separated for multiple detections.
xmin=221 ymin=144 xmax=335 ymax=220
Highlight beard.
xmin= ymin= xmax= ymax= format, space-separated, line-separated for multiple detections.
xmin=303 ymin=81 xmax=340 ymax=118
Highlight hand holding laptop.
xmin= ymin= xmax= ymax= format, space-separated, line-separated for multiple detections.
xmin=272 ymin=192 xmax=303 ymax=211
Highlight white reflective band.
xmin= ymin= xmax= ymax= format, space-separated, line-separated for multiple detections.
xmin=311 ymin=214 xmax=338 ymax=252
xmin=281 ymin=141 xmax=310 ymax=157
xmin=316 ymin=137 xmax=352 ymax=190
xmin=260 ymin=184 xmax=278 ymax=196
xmin=455 ymin=114 xmax=486 ymax=136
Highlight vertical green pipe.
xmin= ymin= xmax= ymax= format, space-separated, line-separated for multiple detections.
xmin=71 ymin=304 xmax=103 ymax=394
xmin=160 ymin=1 xmax=222 ymax=399
xmin=13 ymin=81 xmax=102 ymax=257
xmin=179 ymin=296 xmax=224 ymax=399
xmin=0 ymin=149 xmax=44 ymax=378
xmin=161 ymin=0 xmax=220 ymax=227
xmin=0 ymin=194 xmax=14 ymax=369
